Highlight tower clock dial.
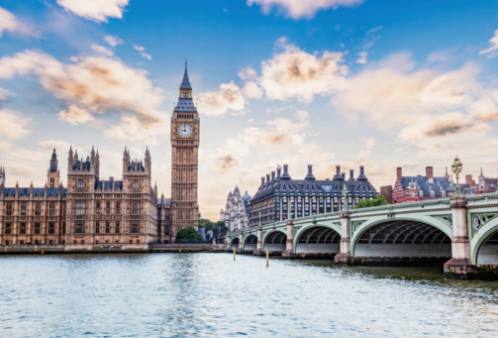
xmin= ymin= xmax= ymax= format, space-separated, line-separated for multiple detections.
xmin=177 ymin=123 xmax=192 ymax=138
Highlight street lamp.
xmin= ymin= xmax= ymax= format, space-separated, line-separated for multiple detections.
xmin=452 ymin=156 xmax=463 ymax=195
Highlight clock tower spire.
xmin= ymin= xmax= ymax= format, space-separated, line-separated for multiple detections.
xmin=170 ymin=62 xmax=200 ymax=241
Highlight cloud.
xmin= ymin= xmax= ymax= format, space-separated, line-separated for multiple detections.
xmin=330 ymin=53 xmax=498 ymax=150
xmin=196 ymin=82 xmax=246 ymax=116
xmin=133 ymin=45 xmax=152 ymax=61
xmin=57 ymin=0 xmax=129 ymax=22
xmin=0 ymin=109 xmax=31 ymax=140
xmin=104 ymin=35 xmax=123 ymax=47
xmin=0 ymin=88 xmax=10 ymax=102
xmin=0 ymin=6 xmax=34 ymax=37
xmin=480 ymin=29 xmax=498 ymax=57
xmin=356 ymin=51 xmax=368 ymax=64
xmin=58 ymin=105 xmax=95 ymax=125
xmin=38 ymin=139 xmax=71 ymax=152
xmin=91 ymin=43 xmax=114 ymax=57
xmin=0 ymin=49 xmax=165 ymax=140
xmin=258 ymin=38 xmax=348 ymax=101
xmin=247 ymin=0 xmax=363 ymax=19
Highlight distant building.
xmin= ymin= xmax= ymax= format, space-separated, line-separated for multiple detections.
xmin=380 ymin=185 xmax=393 ymax=203
xmin=392 ymin=166 xmax=457 ymax=203
xmin=220 ymin=187 xmax=250 ymax=232
xmin=249 ymin=164 xmax=378 ymax=227
xmin=477 ymin=169 xmax=498 ymax=193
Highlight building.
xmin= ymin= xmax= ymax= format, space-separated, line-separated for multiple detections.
xmin=380 ymin=185 xmax=393 ymax=203
xmin=392 ymin=166 xmax=456 ymax=203
xmin=477 ymin=169 xmax=498 ymax=193
xmin=249 ymin=164 xmax=378 ymax=227
xmin=0 ymin=64 xmax=199 ymax=248
xmin=220 ymin=187 xmax=251 ymax=232
xmin=170 ymin=62 xmax=200 ymax=239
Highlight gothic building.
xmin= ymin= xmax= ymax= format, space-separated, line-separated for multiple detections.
xmin=220 ymin=187 xmax=251 ymax=232
xmin=0 ymin=64 xmax=200 ymax=249
xmin=249 ymin=164 xmax=378 ymax=227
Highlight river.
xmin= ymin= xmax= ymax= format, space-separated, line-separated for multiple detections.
xmin=0 ymin=253 xmax=497 ymax=337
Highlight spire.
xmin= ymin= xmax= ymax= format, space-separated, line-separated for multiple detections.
xmin=180 ymin=61 xmax=192 ymax=90
xmin=49 ymin=148 xmax=58 ymax=172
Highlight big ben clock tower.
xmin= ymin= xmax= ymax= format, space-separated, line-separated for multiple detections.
xmin=171 ymin=62 xmax=200 ymax=240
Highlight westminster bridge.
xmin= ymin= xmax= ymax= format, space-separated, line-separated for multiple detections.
xmin=226 ymin=193 xmax=498 ymax=277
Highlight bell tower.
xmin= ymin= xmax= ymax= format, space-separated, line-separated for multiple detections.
xmin=170 ymin=62 xmax=200 ymax=240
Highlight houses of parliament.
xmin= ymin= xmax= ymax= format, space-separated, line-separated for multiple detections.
xmin=0 ymin=64 xmax=200 ymax=250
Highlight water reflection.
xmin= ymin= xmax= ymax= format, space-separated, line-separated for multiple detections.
xmin=0 ymin=253 xmax=497 ymax=337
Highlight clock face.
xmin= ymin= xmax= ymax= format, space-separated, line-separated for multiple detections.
xmin=177 ymin=123 xmax=193 ymax=138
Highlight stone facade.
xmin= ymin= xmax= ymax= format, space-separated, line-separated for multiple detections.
xmin=170 ymin=63 xmax=200 ymax=238
xmin=249 ymin=164 xmax=378 ymax=227
xmin=220 ymin=187 xmax=250 ymax=232
xmin=0 ymin=65 xmax=203 ymax=249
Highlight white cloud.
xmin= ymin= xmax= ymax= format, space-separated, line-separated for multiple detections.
xmin=0 ymin=49 xmax=165 ymax=141
xmin=0 ymin=109 xmax=31 ymax=140
xmin=58 ymin=105 xmax=95 ymax=125
xmin=91 ymin=43 xmax=113 ymax=57
xmin=104 ymin=35 xmax=123 ymax=47
xmin=197 ymin=82 xmax=246 ymax=116
xmin=480 ymin=29 xmax=498 ymax=58
xmin=57 ymin=0 xmax=129 ymax=22
xmin=356 ymin=51 xmax=368 ymax=64
xmin=133 ymin=45 xmax=152 ymax=61
xmin=247 ymin=0 xmax=363 ymax=19
xmin=0 ymin=6 xmax=34 ymax=37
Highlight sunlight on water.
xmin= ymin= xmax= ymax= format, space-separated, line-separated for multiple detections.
xmin=0 ymin=253 xmax=497 ymax=337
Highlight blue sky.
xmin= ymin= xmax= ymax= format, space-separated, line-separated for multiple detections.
xmin=1 ymin=0 xmax=498 ymax=218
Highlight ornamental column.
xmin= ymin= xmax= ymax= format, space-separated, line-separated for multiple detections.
xmin=444 ymin=195 xmax=477 ymax=276
xmin=334 ymin=210 xmax=353 ymax=264
xmin=283 ymin=220 xmax=294 ymax=257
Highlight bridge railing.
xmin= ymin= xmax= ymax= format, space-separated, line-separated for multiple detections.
xmin=227 ymin=192 xmax=498 ymax=237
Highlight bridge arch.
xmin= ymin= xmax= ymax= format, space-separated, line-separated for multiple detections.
xmin=230 ymin=237 xmax=240 ymax=249
xmin=293 ymin=223 xmax=341 ymax=257
xmin=243 ymin=234 xmax=258 ymax=251
xmin=262 ymin=230 xmax=287 ymax=253
xmin=471 ymin=217 xmax=498 ymax=265
xmin=351 ymin=216 xmax=452 ymax=261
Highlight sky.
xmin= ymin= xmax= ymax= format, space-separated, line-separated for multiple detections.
xmin=1 ymin=0 xmax=498 ymax=219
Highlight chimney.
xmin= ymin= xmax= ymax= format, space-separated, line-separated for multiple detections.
xmin=349 ymin=169 xmax=354 ymax=180
xmin=271 ymin=171 xmax=275 ymax=181
xmin=357 ymin=166 xmax=366 ymax=180
xmin=261 ymin=176 xmax=265 ymax=186
xmin=426 ymin=166 xmax=434 ymax=180
xmin=281 ymin=164 xmax=291 ymax=180
xmin=277 ymin=166 xmax=281 ymax=179
xmin=266 ymin=174 xmax=270 ymax=184
xmin=396 ymin=167 xmax=402 ymax=181
xmin=336 ymin=165 xmax=341 ymax=176
xmin=305 ymin=164 xmax=315 ymax=181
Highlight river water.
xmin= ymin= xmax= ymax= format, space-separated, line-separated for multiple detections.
xmin=0 ymin=253 xmax=497 ymax=338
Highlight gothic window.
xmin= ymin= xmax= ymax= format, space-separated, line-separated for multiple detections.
xmin=20 ymin=202 xmax=27 ymax=216
xmin=105 ymin=221 xmax=110 ymax=234
xmin=6 ymin=202 xmax=12 ymax=216
xmin=132 ymin=180 xmax=140 ymax=192
xmin=50 ymin=177 xmax=55 ymax=187
xmin=48 ymin=222 xmax=55 ymax=234
xmin=34 ymin=223 xmax=41 ymax=234
xmin=75 ymin=222 xmax=84 ymax=234
xmin=106 ymin=201 xmax=111 ymax=212
xmin=115 ymin=222 xmax=120 ymax=234
xmin=116 ymin=202 xmax=121 ymax=214
xmin=77 ymin=179 xmax=85 ymax=191
xmin=96 ymin=201 xmax=101 ymax=214
xmin=49 ymin=202 xmax=56 ymax=216
xmin=75 ymin=201 xmax=85 ymax=216
xmin=130 ymin=223 xmax=139 ymax=234
xmin=4 ymin=222 xmax=11 ymax=234
xmin=95 ymin=221 xmax=100 ymax=234
xmin=35 ymin=202 xmax=42 ymax=216
xmin=19 ymin=222 xmax=26 ymax=234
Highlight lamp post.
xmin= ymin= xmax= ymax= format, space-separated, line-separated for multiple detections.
xmin=451 ymin=156 xmax=463 ymax=196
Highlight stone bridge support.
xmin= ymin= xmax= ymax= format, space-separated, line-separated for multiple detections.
xmin=334 ymin=211 xmax=353 ymax=264
xmin=444 ymin=196 xmax=478 ymax=277
xmin=255 ymin=227 xmax=262 ymax=255
xmin=283 ymin=221 xmax=295 ymax=257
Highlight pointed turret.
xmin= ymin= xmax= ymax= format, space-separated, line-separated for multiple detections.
xmin=49 ymin=148 xmax=58 ymax=172
xmin=180 ymin=61 xmax=192 ymax=90
xmin=174 ymin=61 xmax=197 ymax=112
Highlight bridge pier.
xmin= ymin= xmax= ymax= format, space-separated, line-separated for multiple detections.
xmin=334 ymin=211 xmax=354 ymax=264
xmin=254 ymin=227 xmax=263 ymax=255
xmin=444 ymin=196 xmax=478 ymax=278
xmin=282 ymin=221 xmax=295 ymax=257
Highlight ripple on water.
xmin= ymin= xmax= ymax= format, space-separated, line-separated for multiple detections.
xmin=0 ymin=253 xmax=497 ymax=337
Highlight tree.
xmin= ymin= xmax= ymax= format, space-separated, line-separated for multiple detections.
xmin=175 ymin=227 xmax=202 ymax=243
xmin=354 ymin=195 xmax=388 ymax=209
